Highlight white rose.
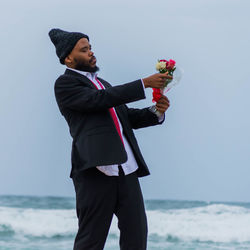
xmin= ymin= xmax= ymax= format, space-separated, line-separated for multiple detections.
xmin=156 ymin=61 xmax=166 ymax=71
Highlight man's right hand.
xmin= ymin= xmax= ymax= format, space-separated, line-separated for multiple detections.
xmin=142 ymin=72 xmax=173 ymax=89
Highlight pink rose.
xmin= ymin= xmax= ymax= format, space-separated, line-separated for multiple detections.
xmin=167 ymin=59 xmax=176 ymax=69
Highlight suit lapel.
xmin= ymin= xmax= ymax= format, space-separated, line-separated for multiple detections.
xmin=97 ymin=78 xmax=110 ymax=89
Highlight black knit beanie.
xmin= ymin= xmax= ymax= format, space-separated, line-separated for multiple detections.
xmin=48 ymin=28 xmax=89 ymax=65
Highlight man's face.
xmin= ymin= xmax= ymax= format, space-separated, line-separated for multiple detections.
xmin=65 ymin=38 xmax=99 ymax=73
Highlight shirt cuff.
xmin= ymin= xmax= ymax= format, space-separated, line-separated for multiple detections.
xmin=157 ymin=112 xmax=165 ymax=122
xmin=141 ymin=79 xmax=146 ymax=91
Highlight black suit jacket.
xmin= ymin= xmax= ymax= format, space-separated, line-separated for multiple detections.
xmin=54 ymin=69 xmax=165 ymax=178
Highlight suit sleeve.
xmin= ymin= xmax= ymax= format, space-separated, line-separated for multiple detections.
xmin=54 ymin=75 xmax=146 ymax=113
xmin=125 ymin=105 xmax=165 ymax=129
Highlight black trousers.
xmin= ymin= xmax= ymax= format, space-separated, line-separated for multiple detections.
xmin=72 ymin=165 xmax=148 ymax=250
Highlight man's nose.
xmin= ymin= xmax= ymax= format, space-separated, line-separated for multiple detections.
xmin=89 ymin=50 xmax=94 ymax=56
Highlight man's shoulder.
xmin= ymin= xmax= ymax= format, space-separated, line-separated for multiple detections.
xmin=55 ymin=69 xmax=86 ymax=87
xmin=57 ymin=68 xmax=81 ymax=80
xmin=54 ymin=74 xmax=73 ymax=90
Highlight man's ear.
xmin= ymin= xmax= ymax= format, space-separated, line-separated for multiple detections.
xmin=65 ymin=55 xmax=73 ymax=66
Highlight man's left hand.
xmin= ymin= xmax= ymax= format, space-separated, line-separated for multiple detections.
xmin=156 ymin=95 xmax=170 ymax=113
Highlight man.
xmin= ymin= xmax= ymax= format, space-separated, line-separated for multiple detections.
xmin=49 ymin=28 xmax=171 ymax=250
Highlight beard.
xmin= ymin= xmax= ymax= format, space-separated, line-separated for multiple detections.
xmin=73 ymin=58 xmax=99 ymax=73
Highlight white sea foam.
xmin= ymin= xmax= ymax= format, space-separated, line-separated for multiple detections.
xmin=1 ymin=204 xmax=250 ymax=243
xmin=0 ymin=206 xmax=77 ymax=238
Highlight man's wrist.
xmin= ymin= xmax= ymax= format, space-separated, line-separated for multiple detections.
xmin=148 ymin=105 xmax=165 ymax=122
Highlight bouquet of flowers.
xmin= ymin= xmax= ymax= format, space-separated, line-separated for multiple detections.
xmin=152 ymin=59 xmax=182 ymax=103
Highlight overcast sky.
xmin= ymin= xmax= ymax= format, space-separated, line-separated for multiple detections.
xmin=1 ymin=0 xmax=250 ymax=202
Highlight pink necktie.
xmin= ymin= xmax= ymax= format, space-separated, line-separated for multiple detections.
xmin=90 ymin=77 xmax=124 ymax=146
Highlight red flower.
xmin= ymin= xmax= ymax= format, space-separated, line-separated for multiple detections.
xmin=167 ymin=59 xmax=176 ymax=69
xmin=152 ymin=88 xmax=162 ymax=102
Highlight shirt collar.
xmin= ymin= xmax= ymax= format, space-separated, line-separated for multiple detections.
xmin=66 ymin=67 xmax=98 ymax=81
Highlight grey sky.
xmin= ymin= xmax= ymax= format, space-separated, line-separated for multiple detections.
xmin=1 ymin=0 xmax=250 ymax=202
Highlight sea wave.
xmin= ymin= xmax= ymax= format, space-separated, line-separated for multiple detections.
xmin=0 ymin=206 xmax=77 ymax=238
xmin=1 ymin=204 xmax=250 ymax=243
xmin=144 ymin=204 xmax=250 ymax=243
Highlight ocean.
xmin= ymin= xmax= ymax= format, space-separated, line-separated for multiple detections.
xmin=0 ymin=195 xmax=250 ymax=250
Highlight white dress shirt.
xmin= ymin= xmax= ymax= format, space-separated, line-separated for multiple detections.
xmin=66 ymin=67 xmax=164 ymax=176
